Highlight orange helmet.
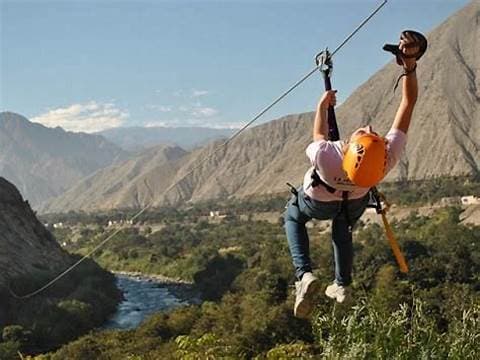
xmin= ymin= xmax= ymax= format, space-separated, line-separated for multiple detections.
xmin=343 ymin=133 xmax=387 ymax=188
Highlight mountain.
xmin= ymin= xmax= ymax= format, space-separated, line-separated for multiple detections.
xmin=43 ymin=1 xmax=480 ymax=213
xmin=0 ymin=177 xmax=72 ymax=288
xmin=0 ymin=112 xmax=128 ymax=206
xmin=44 ymin=144 xmax=187 ymax=211
xmin=98 ymin=126 xmax=236 ymax=152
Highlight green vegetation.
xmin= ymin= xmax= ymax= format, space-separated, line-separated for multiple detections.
xmin=378 ymin=175 xmax=479 ymax=206
xmin=37 ymin=203 xmax=479 ymax=359
xmin=0 ymin=258 xmax=121 ymax=359
xmin=39 ymin=176 xmax=479 ymax=228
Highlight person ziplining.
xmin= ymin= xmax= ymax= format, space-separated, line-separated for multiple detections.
xmin=285 ymin=30 xmax=427 ymax=319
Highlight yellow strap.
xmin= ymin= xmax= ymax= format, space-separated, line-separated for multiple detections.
xmin=376 ymin=191 xmax=408 ymax=273
xmin=380 ymin=211 xmax=409 ymax=273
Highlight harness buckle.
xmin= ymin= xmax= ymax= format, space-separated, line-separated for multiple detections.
xmin=286 ymin=182 xmax=298 ymax=197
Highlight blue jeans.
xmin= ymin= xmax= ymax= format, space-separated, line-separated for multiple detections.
xmin=284 ymin=187 xmax=369 ymax=286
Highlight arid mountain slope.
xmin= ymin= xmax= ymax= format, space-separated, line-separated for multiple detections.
xmin=44 ymin=1 xmax=479 ymax=213
xmin=0 ymin=112 xmax=127 ymax=206
xmin=43 ymin=145 xmax=188 ymax=211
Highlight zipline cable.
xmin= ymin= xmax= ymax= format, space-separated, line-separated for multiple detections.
xmin=160 ymin=0 xmax=389 ymax=199
xmin=330 ymin=0 xmax=387 ymax=58
xmin=10 ymin=0 xmax=388 ymax=300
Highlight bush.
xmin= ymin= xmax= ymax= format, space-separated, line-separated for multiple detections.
xmin=264 ymin=342 xmax=317 ymax=359
xmin=312 ymin=298 xmax=480 ymax=359
xmin=2 ymin=325 xmax=30 ymax=343
xmin=0 ymin=340 xmax=21 ymax=360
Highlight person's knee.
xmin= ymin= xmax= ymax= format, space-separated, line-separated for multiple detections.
xmin=285 ymin=201 xmax=300 ymax=221
xmin=332 ymin=236 xmax=352 ymax=245
xmin=283 ymin=209 xmax=295 ymax=226
xmin=331 ymin=225 xmax=352 ymax=244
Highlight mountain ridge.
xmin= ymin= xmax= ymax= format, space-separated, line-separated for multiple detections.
xmin=0 ymin=112 xmax=128 ymax=206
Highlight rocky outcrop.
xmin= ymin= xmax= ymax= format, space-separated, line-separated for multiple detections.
xmin=0 ymin=177 xmax=71 ymax=287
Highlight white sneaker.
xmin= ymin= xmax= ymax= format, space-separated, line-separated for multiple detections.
xmin=325 ymin=282 xmax=349 ymax=303
xmin=294 ymin=272 xmax=321 ymax=319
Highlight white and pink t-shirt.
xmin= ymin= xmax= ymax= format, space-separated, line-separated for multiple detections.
xmin=303 ymin=128 xmax=407 ymax=201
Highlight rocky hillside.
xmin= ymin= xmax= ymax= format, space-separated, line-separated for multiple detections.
xmin=0 ymin=177 xmax=72 ymax=288
xmin=43 ymin=1 xmax=479 ymax=213
xmin=44 ymin=145 xmax=188 ymax=211
xmin=0 ymin=112 xmax=128 ymax=206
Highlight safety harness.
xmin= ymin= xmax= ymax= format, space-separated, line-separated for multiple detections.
xmin=309 ymin=49 xmax=354 ymax=232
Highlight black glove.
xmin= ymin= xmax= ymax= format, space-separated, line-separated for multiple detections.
xmin=383 ymin=30 xmax=428 ymax=66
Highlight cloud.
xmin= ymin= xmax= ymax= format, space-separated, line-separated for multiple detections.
xmin=173 ymin=89 xmax=209 ymax=98
xmin=147 ymin=104 xmax=172 ymax=112
xmin=145 ymin=121 xmax=169 ymax=128
xmin=32 ymin=101 xmax=128 ymax=133
xmin=191 ymin=89 xmax=209 ymax=98
xmin=176 ymin=102 xmax=219 ymax=118
xmin=191 ymin=106 xmax=219 ymax=118
xmin=173 ymin=90 xmax=184 ymax=97
xmin=146 ymin=88 xmax=220 ymax=127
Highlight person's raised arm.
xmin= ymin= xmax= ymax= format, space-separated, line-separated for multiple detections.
xmin=313 ymin=90 xmax=337 ymax=141
xmin=392 ymin=32 xmax=419 ymax=134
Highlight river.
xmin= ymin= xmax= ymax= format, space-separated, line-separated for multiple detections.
xmin=103 ymin=274 xmax=200 ymax=330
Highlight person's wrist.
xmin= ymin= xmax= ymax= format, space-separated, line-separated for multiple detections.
xmin=404 ymin=65 xmax=417 ymax=76
xmin=318 ymin=103 xmax=328 ymax=112
xmin=402 ymin=59 xmax=417 ymax=72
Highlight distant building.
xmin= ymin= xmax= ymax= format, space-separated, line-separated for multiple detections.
xmin=209 ymin=210 xmax=230 ymax=220
xmin=107 ymin=219 xmax=134 ymax=227
xmin=461 ymin=196 xmax=480 ymax=205
xmin=209 ymin=211 xmax=220 ymax=217
xmin=440 ymin=197 xmax=461 ymax=206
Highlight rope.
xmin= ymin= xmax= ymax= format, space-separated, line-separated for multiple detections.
xmin=10 ymin=0 xmax=388 ymax=300
xmin=377 ymin=191 xmax=409 ymax=273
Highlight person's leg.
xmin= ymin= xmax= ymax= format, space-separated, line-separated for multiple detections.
xmin=284 ymin=191 xmax=313 ymax=280
xmin=331 ymin=215 xmax=354 ymax=286
xmin=284 ymin=189 xmax=324 ymax=318
xmin=331 ymin=195 xmax=369 ymax=286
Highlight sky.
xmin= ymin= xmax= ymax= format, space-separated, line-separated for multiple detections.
xmin=0 ymin=0 xmax=471 ymax=133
